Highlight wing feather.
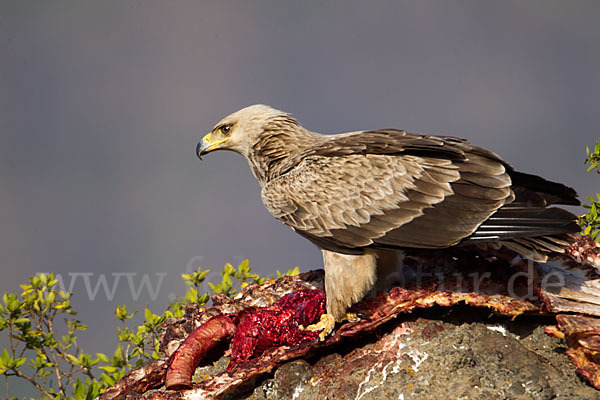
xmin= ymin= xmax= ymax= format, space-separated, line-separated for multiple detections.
xmin=260 ymin=129 xmax=577 ymax=253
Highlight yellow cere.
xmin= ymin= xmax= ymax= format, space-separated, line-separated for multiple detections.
xmin=202 ymin=132 xmax=229 ymax=150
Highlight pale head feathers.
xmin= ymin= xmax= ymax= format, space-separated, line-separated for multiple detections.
xmin=208 ymin=105 xmax=299 ymax=157
xmin=202 ymin=105 xmax=320 ymax=185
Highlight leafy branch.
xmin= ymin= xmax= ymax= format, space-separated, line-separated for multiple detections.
xmin=0 ymin=273 xmax=103 ymax=399
xmin=585 ymin=141 xmax=600 ymax=174
xmin=581 ymin=140 xmax=600 ymax=240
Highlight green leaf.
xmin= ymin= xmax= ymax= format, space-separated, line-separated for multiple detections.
xmin=96 ymin=352 xmax=110 ymax=363
xmin=223 ymin=263 xmax=235 ymax=276
xmin=2 ymin=349 xmax=10 ymax=366
xmin=54 ymin=301 xmax=69 ymax=310
xmin=117 ymin=328 xmax=130 ymax=342
xmin=198 ymin=292 xmax=210 ymax=305
xmin=115 ymin=304 xmax=126 ymax=320
xmin=73 ymin=378 xmax=86 ymax=398
xmin=45 ymin=291 xmax=55 ymax=305
xmin=238 ymin=259 xmax=250 ymax=275
xmin=99 ymin=365 xmax=117 ymax=373
xmin=6 ymin=295 xmax=20 ymax=314
xmin=101 ymin=372 xmax=116 ymax=387
xmin=113 ymin=344 xmax=124 ymax=361
xmin=66 ymin=353 xmax=81 ymax=366
xmin=197 ymin=269 xmax=210 ymax=280
xmin=222 ymin=273 xmax=232 ymax=289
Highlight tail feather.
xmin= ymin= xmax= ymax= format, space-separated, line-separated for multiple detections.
xmin=509 ymin=171 xmax=580 ymax=206
xmin=467 ymin=207 xmax=580 ymax=242
xmin=462 ymin=170 xmax=580 ymax=260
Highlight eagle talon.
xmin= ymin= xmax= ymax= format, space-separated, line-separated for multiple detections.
xmin=304 ymin=313 xmax=336 ymax=341
xmin=353 ymin=312 xmax=371 ymax=322
xmin=302 ymin=312 xmax=368 ymax=341
xmin=345 ymin=312 xmax=361 ymax=323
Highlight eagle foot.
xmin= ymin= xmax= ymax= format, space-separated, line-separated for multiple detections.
xmin=302 ymin=312 xmax=367 ymax=341
xmin=302 ymin=313 xmax=336 ymax=341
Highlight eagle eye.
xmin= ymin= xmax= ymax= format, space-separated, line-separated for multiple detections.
xmin=219 ymin=125 xmax=232 ymax=135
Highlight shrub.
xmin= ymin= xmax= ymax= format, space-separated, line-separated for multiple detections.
xmin=581 ymin=140 xmax=600 ymax=240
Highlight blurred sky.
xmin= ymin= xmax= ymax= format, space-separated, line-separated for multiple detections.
xmin=1 ymin=1 xmax=599 ymax=395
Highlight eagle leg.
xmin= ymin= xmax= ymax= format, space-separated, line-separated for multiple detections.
xmin=303 ymin=250 xmax=378 ymax=340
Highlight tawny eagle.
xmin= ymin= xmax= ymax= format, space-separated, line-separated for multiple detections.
xmin=197 ymin=105 xmax=580 ymax=338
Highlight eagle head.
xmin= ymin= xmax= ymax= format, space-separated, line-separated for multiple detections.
xmin=196 ymin=104 xmax=290 ymax=159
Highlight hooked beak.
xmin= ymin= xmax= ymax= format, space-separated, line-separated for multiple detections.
xmin=196 ymin=133 xmax=216 ymax=160
xmin=196 ymin=132 xmax=230 ymax=160
xmin=196 ymin=135 xmax=210 ymax=160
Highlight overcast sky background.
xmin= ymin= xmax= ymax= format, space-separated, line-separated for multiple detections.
xmin=1 ymin=1 xmax=599 ymax=395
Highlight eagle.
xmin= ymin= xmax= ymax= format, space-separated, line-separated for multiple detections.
xmin=197 ymin=105 xmax=580 ymax=339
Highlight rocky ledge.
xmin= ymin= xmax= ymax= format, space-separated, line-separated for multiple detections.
xmin=101 ymin=236 xmax=600 ymax=399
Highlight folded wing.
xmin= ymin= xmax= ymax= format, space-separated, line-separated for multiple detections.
xmin=261 ymin=130 xmax=580 ymax=255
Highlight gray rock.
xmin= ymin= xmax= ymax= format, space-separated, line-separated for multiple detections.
xmin=243 ymin=316 xmax=599 ymax=400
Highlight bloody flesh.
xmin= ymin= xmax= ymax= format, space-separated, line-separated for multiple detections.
xmin=229 ymin=289 xmax=325 ymax=368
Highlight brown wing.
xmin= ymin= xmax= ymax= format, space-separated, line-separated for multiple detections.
xmin=261 ymin=130 xmax=517 ymax=253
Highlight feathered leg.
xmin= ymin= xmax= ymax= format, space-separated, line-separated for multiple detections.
xmin=305 ymin=249 xmax=378 ymax=340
